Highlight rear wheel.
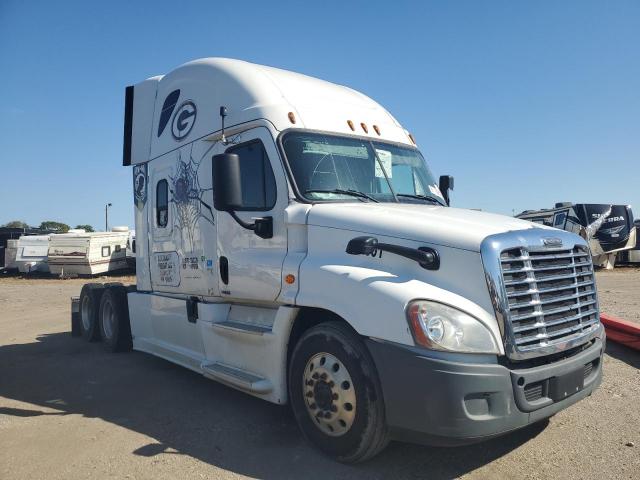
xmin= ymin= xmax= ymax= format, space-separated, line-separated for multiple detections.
xmin=79 ymin=283 xmax=105 ymax=342
xmin=289 ymin=321 xmax=389 ymax=463
xmin=98 ymin=285 xmax=132 ymax=352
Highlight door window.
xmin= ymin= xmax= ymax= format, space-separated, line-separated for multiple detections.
xmin=225 ymin=140 xmax=277 ymax=210
xmin=156 ymin=179 xmax=169 ymax=227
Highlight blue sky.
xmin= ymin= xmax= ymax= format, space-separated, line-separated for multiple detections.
xmin=1 ymin=0 xmax=638 ymax=230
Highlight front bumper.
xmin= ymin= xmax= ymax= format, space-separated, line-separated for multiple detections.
xmin=366 ymin=335 xmax=604 ymax=446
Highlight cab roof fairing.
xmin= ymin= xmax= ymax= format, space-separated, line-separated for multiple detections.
xmin=126 ymin=58 xmax=415 ymax=165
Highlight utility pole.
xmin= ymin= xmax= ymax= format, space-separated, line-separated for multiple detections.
xmin=105 ymin=203 xmax=112 ymax=231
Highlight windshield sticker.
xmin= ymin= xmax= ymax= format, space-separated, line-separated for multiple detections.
xmin=375 ymin=149 xmax=392 ymax=178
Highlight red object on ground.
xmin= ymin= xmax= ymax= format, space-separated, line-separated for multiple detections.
xmin=600 ymin=313 xmax=640 ymax=351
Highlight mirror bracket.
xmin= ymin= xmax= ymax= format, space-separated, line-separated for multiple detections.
xmin=228 ymin=211 xmax=273 ymax=239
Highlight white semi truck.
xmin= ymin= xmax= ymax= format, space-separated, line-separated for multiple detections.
xmin=76 ymin=58 xmax=604 ymax=462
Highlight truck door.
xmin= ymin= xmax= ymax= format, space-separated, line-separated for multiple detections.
xmin=148 ymin=143 xmax=218 ymax=297
xmin=147 ymin=146 xmax=212 ymax=363
xmin=216 ymin=127 xmax=288 ymax=302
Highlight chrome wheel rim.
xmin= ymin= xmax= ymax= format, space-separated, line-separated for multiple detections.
xmin=303 ymin=352 xmax=356 ymax=437
xmin=102 ymin=299 xmax=115 ymax=340
xmin=81 ymin=295 xmax=91 ymax=331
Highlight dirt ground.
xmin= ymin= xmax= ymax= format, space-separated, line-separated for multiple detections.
xmin=0 ymin=271 xmax=638 ymax=480
xmin=594 ymin=266 xmax=640 ymax=324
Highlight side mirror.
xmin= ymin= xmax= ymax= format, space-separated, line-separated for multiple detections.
xmin=213 ymin=153 xmax=243 ymax=211
xmin=212 ymin=153 xmax=273 ymax=239
xmin=439 ymin=175 xmax=454 ymax=206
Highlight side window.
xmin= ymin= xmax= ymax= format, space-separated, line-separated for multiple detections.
xmin=553 ymin=211 xmax=567 ymax=229
xmin=226 ymin=141 xmax=276 ymax=210
xmin=102 ymin=246 xmax=111 ymax=257
xmin=156 ymin=179 xmax=169 ymax=227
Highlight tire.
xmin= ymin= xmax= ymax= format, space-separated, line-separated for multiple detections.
xmin=98 ymin=285 xmax=132 ymax=352
xmin=79 ymin=283 xmax=105 ymax=342
xmin=289 ymin=321 xmax=389 ymax=463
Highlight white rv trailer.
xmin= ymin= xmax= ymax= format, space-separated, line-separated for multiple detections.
xmin=15 ymin=234 xmax=51 ymax=273
xmin=125 ymin=229 xmax=136 ymax=267
xmin=3 ymin=239 xmax=19 ymax=271
xmin=74 ymin=58 xmax=604 ymax=462
xmin=49 ymin=228 xmax=129 ymax=276
xmin=15 ymin=229 xmax=86 ymax=273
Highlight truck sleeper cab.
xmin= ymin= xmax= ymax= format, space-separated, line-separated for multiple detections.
xmin=76 ymin=58 xmax=604 ymax=463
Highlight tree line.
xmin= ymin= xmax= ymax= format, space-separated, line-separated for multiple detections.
xmin=1 ymin=220 xmax=95 ymax=233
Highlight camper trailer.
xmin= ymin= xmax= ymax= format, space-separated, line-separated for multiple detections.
xmin=74 ymin=58 xmax=604 ymax=462
xmin=517 ymin=203 xmax=636 ymax=269
xmin=49 ymin=228 xmax=129 ymax=276
xmin=15 ymin=230 xmax=85 ymax=274
xmin=0 ymin=227 xmax=47 ymax=271
xmin=3 ymin=239 xmax=19 ymax=271
xmin=617 ymin=219 xmax=640 ymax=264
xmin=15 ymin=234 xmax=51 ymax=273
xmin=125 ymin=229 xmax=136 ymax=267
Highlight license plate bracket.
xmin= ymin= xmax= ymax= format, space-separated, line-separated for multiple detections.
xmin=549 ymin=368 xmax=584 ymax=401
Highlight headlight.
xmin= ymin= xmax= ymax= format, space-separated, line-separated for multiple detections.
xmin=406 ymin=300 xmax=499 ymax=354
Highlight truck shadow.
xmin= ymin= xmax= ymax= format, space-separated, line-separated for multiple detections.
xmin=605 ymin=341 xmax=640 ymax=369
xmin=0 ymin=332 xmax=548 ymax=480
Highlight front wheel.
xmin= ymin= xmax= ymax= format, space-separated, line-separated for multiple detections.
xmin=289 ymin=322 xmax=389 ymax=463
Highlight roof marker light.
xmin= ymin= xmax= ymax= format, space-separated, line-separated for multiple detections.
xmin=347 ymin=120 xmax=355 ymax=131
xmin=408 ymin=133 xmax=416 ymax=145
xmin=288 ymin=112 xmax=296 ymax=124
xmin=360 ymin=122 xmax=368 ymax=134
xmin=373 ymin=125 xmax=381 ymax=136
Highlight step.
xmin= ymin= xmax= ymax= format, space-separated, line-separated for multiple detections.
xmin=212 ymin=320 xmax=272 ymax=335
xmin=201 ymin=362 xmax=273 ymax=393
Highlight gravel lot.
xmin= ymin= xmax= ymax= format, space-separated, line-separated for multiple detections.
xmin=0 ymin=271 xmax=638 ymax=480
xmin=595 ymin=267 xmax=640 ymax=324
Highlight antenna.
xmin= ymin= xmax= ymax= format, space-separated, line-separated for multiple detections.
xmin=220 ymin=106 xmax=227 ymax=144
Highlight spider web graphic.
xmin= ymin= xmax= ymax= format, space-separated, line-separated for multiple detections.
xmin=169 ymin=134 xmax=243 ymax=253
xmin=170 ymin=147 xmax=215 ymax=252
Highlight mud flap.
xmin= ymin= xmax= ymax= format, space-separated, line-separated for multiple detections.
xmin=71 ymin=296 xmax=81 ymax=337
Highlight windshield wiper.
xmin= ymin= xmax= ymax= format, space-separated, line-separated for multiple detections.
xmin=396 ymin=193 xmax=444 ymax=206
xmin=304 ymin=189 xmax=380 ymax=203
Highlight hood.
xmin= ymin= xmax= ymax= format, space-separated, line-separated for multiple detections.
xmin=306 ymin=203 xmax=549 ymax=252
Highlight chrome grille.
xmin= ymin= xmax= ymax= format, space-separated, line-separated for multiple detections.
xmin=499 ymin=245 xmax=599 ymax=354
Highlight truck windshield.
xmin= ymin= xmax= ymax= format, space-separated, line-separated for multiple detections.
xmin=281 ymin=132 xmax=444 ymax=205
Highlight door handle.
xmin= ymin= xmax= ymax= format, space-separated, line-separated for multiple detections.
xmin=186 ymin=296 xmax=198 ymax=323
xmin=219 ymin=256 xmax=229 ymax=285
